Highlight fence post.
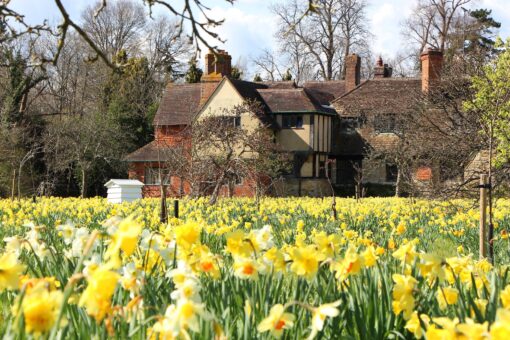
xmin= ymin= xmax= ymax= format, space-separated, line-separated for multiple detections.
xmin=174 ymin=199 xmax=179 ymax=219
xmin=479 ymin=174 xmax=487 ymax=259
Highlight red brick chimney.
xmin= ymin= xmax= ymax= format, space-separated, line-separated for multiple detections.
xmin=345 ymin=54 xmax=361 ymax=93
xmin=201 ymin=49 xmax=232 ymax=82
xmin=374 ymin=56 xmax=392 ymax=78
xmin=420 ymin=48 xmax=443 ymax=93
xmin=199 ymin=49 xmax=232 ymax=106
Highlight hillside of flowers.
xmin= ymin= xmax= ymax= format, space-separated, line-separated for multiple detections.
xmin=1 ymin=197 xmax=510 ymax=339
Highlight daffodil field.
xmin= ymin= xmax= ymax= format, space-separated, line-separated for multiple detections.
xmin=2 ymin=197 xmax=510 ymax=339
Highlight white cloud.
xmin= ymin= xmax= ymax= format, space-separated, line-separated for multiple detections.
xmin=198 ymin=5 xmax=279 ymax=60
xmin=8 ymin=0 xmax=510 ymax=66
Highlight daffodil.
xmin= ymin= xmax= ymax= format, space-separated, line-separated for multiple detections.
xmin=491 ymin=308 xmax=510 ymax=339
xmin=13 ymin=281 xmax=64 ymax=336
xmin=257 ymin=304 xmax=295 ymax=338
xmin=500 ymin=284 xmax=510 ymax=309
xmin=0 ymin=252 xmax=25 ymax=291
xmin=289 ymin=245 xmax=322 ymax=280
xmin=392 ymin=274 xmax=417 ymax=320
xmin=437 ymin=286 xmax=459 ymax=310
xmin=79 ymin=266 xmax=120 ymax=322
xmin=307 ymin=300 xmax=341 ymax=339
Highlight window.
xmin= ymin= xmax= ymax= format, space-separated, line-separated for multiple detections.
xmin=282 ymin=115 xmax=304 ymax=129
xmin=374 ymin=114 xmax=397 ymax=133
xmin=214 ymin=116 xmax=241 ymax=128
xmin=341 ymin=116 xmax=364 ymax=129
xmin=144 ymin=167 xmax=169 ymax=185
xmin=319 ymin=161 xmax=326 ymax=178
xmin=386 ymin=164 xmax=398 ymax=182
xmin=233 ymin=116 xmax=241 ymax=127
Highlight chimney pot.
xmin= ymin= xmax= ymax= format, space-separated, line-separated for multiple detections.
xmin=374 ymin=57 xmax=392 ymax=79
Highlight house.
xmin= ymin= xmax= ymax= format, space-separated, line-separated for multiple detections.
xmin=126 ymin=49 xmax=443 ymax=197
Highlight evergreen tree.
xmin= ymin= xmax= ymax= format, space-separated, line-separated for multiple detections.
xmin=282 ymin=69 xmax=292 ymax=81
xmin=185 ymin=59 xmax=203 ymax=83
xmin=231 ymin=66 xmax=242 ymax=80
xmin=466 ymin=9 xmax=501 ymax=56
xmin=253 ymin=73 xmax=262 ymax=82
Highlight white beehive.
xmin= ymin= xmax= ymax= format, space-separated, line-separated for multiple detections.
xmin=104 ymin=179 xmax=144 ymax=204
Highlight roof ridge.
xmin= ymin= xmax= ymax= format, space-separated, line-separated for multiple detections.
xmin=331 ymin=80 xmax=371 ymax=103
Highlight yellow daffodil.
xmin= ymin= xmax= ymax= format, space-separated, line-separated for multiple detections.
xmin=79 ymin=266 xmax=120 ymax=322
xmin=0 ymin=252 xmax=25 ymax=291
xmin=13 ymin=281 xmax=64 ymax=336
xmin=437 ymin=286 xmax=459 ymax=310
xmin=392 ymin=274 xmax=417 ymax=320
xmin=405 ymin=312 xmax=429 ymax=339
xmin=500 ymin=284 xmax=510 ymax=309
xmin=491 ymin=308 xmax=510 ymax=339
xmin=289 ymin=245 xmax=322 ymax=280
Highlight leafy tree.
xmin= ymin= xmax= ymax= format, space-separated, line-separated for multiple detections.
xmin=253 ymin=74 xmax=263 ymax=82
xmin=465 ymin=39 xmax=510 ymax=167
xmin=185 ymin=59 xmax=203 ymax=83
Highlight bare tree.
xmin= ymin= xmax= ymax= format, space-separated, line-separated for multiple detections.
xmin=402 ymin=0 xmax=472 ymax=55
xmin=81 ymin=1 xmax=147 ymax=61
xmin=44 ymin=113 xmax=124 ymax=198
xmin=272 ymin=0 xmax=371 ymax=81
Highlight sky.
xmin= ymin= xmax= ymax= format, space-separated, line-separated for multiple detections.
xmin=10 ymin=0 xmax=510 ymax=68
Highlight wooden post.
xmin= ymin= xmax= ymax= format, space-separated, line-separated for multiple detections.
xmin=479 ymin=174 xmax=487 ymax=259
xmin=160 ymin=185 xmax=167 ymax=224
xmin=174 ymin=200 xmax=179 ymax=219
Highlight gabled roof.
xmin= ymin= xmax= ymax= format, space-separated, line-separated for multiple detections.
xmin=124 ymin=141 xmax=176 ymax=162
xmin=153 ymin=83 xmax=202 ymax=126
xmin=333 ymin=78 xmax=421 ymax=116
xmin=257 ymin=81 xmax=297 ymax=89
xmin=303 ymin=80 xmax=346 ymax=105
xmin=257 ymin=88 xmax=336 ymax=114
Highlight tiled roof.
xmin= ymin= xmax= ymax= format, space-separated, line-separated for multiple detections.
xmin=124 ymin=141 xmax=179 ymax=162
xmin=303 ymin=81 xmax=347 ymax=105
xmin=257 ymin=81 xmax=297 ymax=89
xmin=333 ymin=78 xmax=421 ymax=116
xmin=257 ymin=88 xmax=336 ymax=114
xmin=153 ymin=83 xmax=202 ymax=126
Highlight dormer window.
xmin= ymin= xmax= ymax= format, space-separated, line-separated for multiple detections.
xmin=282 ymin=115 xmax=303 ymax=129
xmin=374 ymin=114 xmax=397 ymax=133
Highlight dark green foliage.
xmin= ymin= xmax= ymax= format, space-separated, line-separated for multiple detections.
xmin=282 ymin=69 xmax=292 ymax=81
xmin=231 ymin=66 xmax=242 ymax=80
xmin=185 ymin=59 xmax=203 ymax=83
xmin=467 ymin=9 xmax=501 ymax=54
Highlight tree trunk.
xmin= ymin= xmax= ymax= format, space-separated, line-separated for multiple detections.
xmin=11 ymin=169 xmax=16 ymax=200
xmin=209 ymin=173 xmax=226 ymax=205
xmin=17 ymin=164 xmax=22 ymax=199
xmin=395 ymin=168 xmax=401 ymax=197
xmin=81 ymin=168 xmax=87 ymax=198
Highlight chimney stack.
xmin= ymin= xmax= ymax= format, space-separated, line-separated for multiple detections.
xmin=201 ymin=49 xmax=232 ymax=82
xmin=200 ymin=49 xmax=232 ymax=106
xmin=374 ymin=56 xmax=392 ymax=78
xmin=345 ymin=54 xmax=361 ymax=93
xmin=420 ymin=48 xmax=443 ymax=93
